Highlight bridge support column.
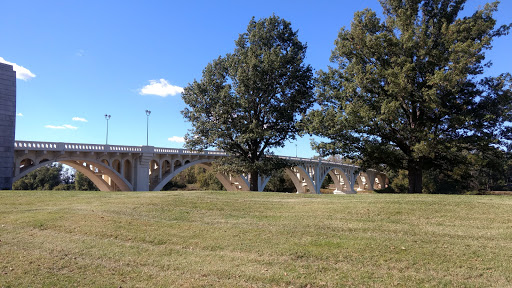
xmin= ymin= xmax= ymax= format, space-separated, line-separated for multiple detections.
xmin=0 ymin=63 xmax=16 ymax=190
xmin=133 ymin=146 xmax=154 ymax=191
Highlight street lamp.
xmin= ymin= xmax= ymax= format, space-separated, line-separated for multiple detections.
xmin=295 ymin=144 xmax=298 ymax=157
xmin=145 ymin=110 xmax=151 ymax=146
xmin=105 ymin=114 xmax=111 ymax=145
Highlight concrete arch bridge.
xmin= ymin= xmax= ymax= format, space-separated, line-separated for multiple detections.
xmin=14 ymin=140 xmax=387 ymax=194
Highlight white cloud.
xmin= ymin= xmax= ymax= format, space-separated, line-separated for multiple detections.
xmin=16 ymin=113 xmax=23 ymax=117
xmin=45 ymin=124 xmax=78 ymax=130
xmin=72 ymin=117 xmax=88 ymax=122
xmin=63 ymin=124 xmax=78 ymax=129
xmin=0 ymin=57 xmax=36 ymax=81
xmin=168 ymin=136 xmax=185 ymax=143
xmin=76 ymin=49 xmax=85 ymax=57
xmin=139 ymin=79 xmax=184 ymax=97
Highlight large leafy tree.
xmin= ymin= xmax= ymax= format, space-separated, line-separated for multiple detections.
xmin=304 ymin=0 xmax=512 ymax=193
xmin=182 ymin=15 xmax=315 ymax=191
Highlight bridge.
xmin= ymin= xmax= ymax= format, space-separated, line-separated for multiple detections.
xmin=13 ymin=140 xmax=387 ymax=193
xmin=0 ymin=62 xmax=386 ymax=193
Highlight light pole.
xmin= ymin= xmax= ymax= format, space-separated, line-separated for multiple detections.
xmin=145 ymin=110 xmax=151 ymax=146
xmin=105 ymin=114 xmax=111 ymax=145
xmin=295 ymin=144 xmax=297 ymax=157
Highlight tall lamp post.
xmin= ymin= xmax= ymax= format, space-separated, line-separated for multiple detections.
xmin=295 ymin=144 xmax=297 ymax=157
xmin=105 ymin=114 xmax=111 ymax=145
xmin=145 ymin=110 xmax=151 ymax=146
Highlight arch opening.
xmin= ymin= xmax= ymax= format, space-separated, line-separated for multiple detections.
xmin=19 ymin=158 xmax=35 ymax=174
xmin=323 ymin=168 xmax=355 ymax=194
xmin=123 ymin=159 xmax=132 ymax=184
xmin=153 ymin=159 xmax=236 ymax=192
xmin=284 ymin=166 xmax=316 ymax=194
xmin=112 ymin=159 xmax=121 ymax=173
xmin=14 ymin=157 xmax=132 ymax=192
xmin=355 ymin=172 xmax=369 ymax=191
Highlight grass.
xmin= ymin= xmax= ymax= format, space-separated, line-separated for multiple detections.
xmin=1 ymin=190 xmax=511 ymax=287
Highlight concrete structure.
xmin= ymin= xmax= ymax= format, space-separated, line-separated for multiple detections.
xmin=13 ymin=140 xmax=387 ymax=193
xmin=0 ymin=63 xmax=16 ymax=190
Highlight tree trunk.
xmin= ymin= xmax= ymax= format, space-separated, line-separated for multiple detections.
xmin=408 ymin=160 xmax=423 ymax=194
xmin=249 ymin=170 xmax=259 ymax=191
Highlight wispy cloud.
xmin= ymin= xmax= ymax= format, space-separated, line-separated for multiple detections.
xmin=76 ymin=49 xmax=85 ymax=57
xmin=140 ymin=79 xmax=184 ymax=97
xmin=0 ymin=57 xmax=36 ymax=81
xmin=16 ymin=113 xmax=23 ymax=117
xmin=168 ymin=136 xmax=185 ymax=143
xmin=72 ymin=117 xmax=88 ymax=122
xmin=45 ymin=124 xmax=78 ymax=130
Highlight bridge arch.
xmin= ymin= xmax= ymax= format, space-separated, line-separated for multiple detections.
xmin=320 ymin=167 xmax=354 ymax=194
xmin=152 ymin=159 xmax=242 ymax=192
xmin=355 ymin=172 xmax=368 ymax=191
xmin=195 ymin=163 xmax=248 ymax=191
xmin=283 ymin=166 xmax=317 ymax=193
xmin=14 ymin=157 xmax=133 ymax=191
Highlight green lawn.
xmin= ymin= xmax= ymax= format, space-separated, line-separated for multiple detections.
xmin=1 ymin=190 xmax=511 ymax=287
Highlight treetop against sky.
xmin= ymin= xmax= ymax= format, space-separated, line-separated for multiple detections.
xmin=1 ymin=0 xmax=510 ymax=158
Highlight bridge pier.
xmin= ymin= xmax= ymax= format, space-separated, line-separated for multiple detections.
xmin=0 ymin=63 xmax=16 ymax=190
xmin=134 ymin=146 xmax=154 ymax=191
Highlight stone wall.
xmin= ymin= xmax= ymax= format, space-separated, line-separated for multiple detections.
xmin=0 ymin=63 xmax=16 ymax=189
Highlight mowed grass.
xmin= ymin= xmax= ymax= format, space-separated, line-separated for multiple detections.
xmin=1 ymin=191 xmax=511 ymax=287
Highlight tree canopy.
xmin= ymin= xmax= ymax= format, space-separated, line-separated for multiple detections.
xmin=304 ymin=0 xmax=512 ymax=193
xmin=181 ymin=15 xmax=315 ymax=191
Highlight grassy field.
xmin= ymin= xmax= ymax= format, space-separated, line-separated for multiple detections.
xmin=1 ymin=190 xmax=511 ymax=287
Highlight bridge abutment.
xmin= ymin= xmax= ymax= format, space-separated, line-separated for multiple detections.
xmin=0 ymin=63 xmax=16 ymax=190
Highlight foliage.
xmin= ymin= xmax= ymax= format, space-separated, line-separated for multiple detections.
xmin=197 ymin=169 xmax=225 ymax=191
xmin=53 ymin=183 xmax=74 ymax=191
xmin=74 ymin=171 xmax=99 ymax=191
xmin=304 ymin=0 xmax=512 ymax=193
xmin=162 ymin=166 xmax=225 ymax=191
xmin=13 ymin=163 xmax=99 ymax=191
xmin=182 ymin=15 xmax=315 ymax=190
xmin=263 ymin=169 xmax=296 ymax=192
xmin=162 ymin=180 xmax=187 ymax=190
xmin=13 ymin=163 xmax=64 ymax=190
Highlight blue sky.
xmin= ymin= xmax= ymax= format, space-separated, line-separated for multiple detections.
xmin=2 ymin=0 xmax=511 ymax=158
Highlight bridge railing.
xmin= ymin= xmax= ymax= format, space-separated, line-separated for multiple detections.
xmin=278 ymin=155 xmax=359 ymax=168
xmin=14 ymin=141 xmax=62 ymax=150
xmin=14 ymin=140 xmax=229 ymax=156
xmin=14 ymin=141 xmax=142 ymax=153
xmin=153 ymin=147 xmax=229 ymax=156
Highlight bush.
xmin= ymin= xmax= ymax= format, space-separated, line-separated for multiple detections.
xmin=389 ymin=170 xmax=409 ymax=194
xmin=53 ymin=184 xmax=74 ymax=191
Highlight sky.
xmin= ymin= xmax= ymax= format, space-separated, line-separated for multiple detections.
xmin=1 ymin=0 xmax=511 ymax=159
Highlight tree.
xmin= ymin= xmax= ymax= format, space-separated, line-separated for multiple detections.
xmin=304 ymin=0 xmax=512 ymax=193
xmin=13 ymin=163 xmax=64 ymax=190
xmin=74 ymin=171 xmax=98 ymax=191
xmin=263 ymin=169 xmax=296 ymax=192
xmin=196 ymin=168 xmax=225 ymax=191
xmin=182 ymin=15 xmax=315 ymax=191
